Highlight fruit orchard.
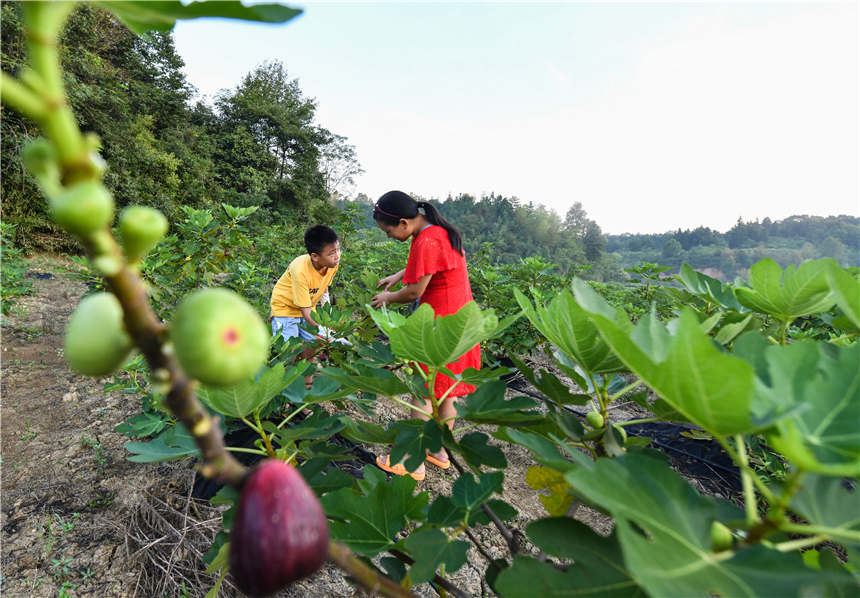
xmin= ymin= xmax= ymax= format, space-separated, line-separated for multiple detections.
xmin=1 ymin=3 xmax=858 ymax=598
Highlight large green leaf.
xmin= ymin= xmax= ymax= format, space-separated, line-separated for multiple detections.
xmin=676 ymin=263 xmax=745 ymax=311
xmin=402 ymin=528 xmax=470 ymax=585
xmin=96 ymin=1 xmax=301 ymax=34
xmin=455 ymin=380 xmax=543 ymax=424
xmin=452 ymin=471 xmax=504 ymax=524
xmin=734 ymin=258 xmax=836 ymax=320
xmin=827 ymin=265 xmax=860 ymax=332
xmin=790 ymin=474 xmax=860 ymax=533
xmin=322 ymin=472 xmax=429 ymax=557
xmin=758 ymin=342 xmax=860 ymax=476
xmin=368 ymin=302 xmax=498 ymax=368
xmin=320 ymin=366 xmax=411 ymax=398
xmin=496 ymin=518 xmax=643 ymax=597
xmin=389 ymin=419 xmax=443 ymax=472
xmin=573 ymin=280 xmax=757 ymax=436
xmin=515 ymin=287 xmax=626 ymax=375
xmin=567 ymin=453 xmax=853 ymax=597
xmin=198 ymin=362 xmax=300 ymax=418
xmin=125 ymin=425 xmax=199 ymax=462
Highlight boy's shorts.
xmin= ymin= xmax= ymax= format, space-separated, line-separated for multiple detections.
xmin=271 ymin=316 xmax=317 ymax=342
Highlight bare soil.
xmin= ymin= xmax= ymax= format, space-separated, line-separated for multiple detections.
xmin=1 ymin=254 xmax=655 ymax=598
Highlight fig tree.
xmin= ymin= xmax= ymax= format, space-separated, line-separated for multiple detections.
xmin=119 ymin=205 xmax=168 ymax=262
xmin=586 ymin=410 xmax=604 ymax=429
xmin=170 ymin=288 xmax=268 ymax=387
xmin=49 ymin=181 xmax=114 ymax=238
xmin=65 ymin=292 xmax=133 ymax=376
xmin=612 ymin=423 xmax=628 ymax=444
xmin=230 ymin=459 xmax=329 ymax=596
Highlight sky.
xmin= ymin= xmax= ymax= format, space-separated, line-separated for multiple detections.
xmin=173 ymin=1 xmax=859 ymax=235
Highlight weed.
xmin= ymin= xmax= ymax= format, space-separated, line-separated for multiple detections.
xmin=80 ymin=434 xmax=107 ymax=467
xmin=50 ymin=555 xmax=74 ymax=581
xmin=20 ymin=420 xmax=38 ymax=441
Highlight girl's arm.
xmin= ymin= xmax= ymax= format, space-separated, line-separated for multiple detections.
xmin=370 ymin=274 xmax=431 ymax=308
xmin=377 ymin=269 xmax=406 ymax=291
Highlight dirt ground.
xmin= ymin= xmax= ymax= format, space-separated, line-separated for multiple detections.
xmin=1 ymin=255 xmax=627 ymax=598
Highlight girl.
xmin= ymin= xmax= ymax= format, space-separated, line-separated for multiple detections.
xmin=370 ymin=190 xmax=480 ymax=481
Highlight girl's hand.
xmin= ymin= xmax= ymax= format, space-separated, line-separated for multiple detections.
xmin=370 ymin=292 xmax=390 ymax=309
xmin=377 ymin=272 xmax=402 ymax=291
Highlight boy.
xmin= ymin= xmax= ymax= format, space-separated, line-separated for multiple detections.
xmin=270 ymin=225 xmax=341 ymax=385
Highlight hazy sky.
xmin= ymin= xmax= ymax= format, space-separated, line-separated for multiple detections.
xmin=173 ymin=1 xmax=858 ymax=235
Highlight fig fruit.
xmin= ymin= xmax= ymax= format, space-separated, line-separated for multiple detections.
xmin=230 ymin=459 xmax=329 ymax=596
xmin=710 ymin=521 xmax=734 ymax=551
xmin=49 ymin=181 xmax=114 ymax=238
xmin=170 ymin=288 xmax=268 ymax=387
xmin=65 ymin=292 xmax=133 ymax=376
xmin=586 ymin=410 xmax=604 ymax=429
xmin=119 ymin=205 xmax=168 ymax=261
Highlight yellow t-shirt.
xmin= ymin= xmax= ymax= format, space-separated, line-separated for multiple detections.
xmin=270 ymin=254 xmax=339 ymax=317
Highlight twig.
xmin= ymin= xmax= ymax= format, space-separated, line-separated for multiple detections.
xmin=448 ymin=454 xmax=521 ymax=558
xmin=327 ymin=541 xmax=417 ymax=598
xmin=388 ymin=549 xmax=472 ymax=598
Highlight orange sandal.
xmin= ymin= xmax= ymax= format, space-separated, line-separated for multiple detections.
xmin=425 ymin=454 xmax=451 ymax=469
xmin=375 ymin=455 xmax=425 ymax=481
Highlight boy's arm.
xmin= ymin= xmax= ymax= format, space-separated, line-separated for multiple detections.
xmin=298 ymin=307 xmax=319 ymax=329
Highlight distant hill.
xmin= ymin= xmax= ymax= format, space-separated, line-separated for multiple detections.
xmin=606 ymin=215 xmax=859 ymax=280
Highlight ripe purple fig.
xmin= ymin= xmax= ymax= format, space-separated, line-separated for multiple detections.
xmin=230 ymin=459 xmax=329 ymax=596
xmin=169 ymin=288 xmax=268 ymax=387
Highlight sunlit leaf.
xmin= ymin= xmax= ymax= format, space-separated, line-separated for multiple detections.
xmin=567 ymin=453 xmax=853 ymax=597
xmin=734 ymin=258 xmax=836 ymax=320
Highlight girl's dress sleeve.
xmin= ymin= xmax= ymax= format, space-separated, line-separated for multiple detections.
xmin=403 ymin=228 xmax=460 ymax=284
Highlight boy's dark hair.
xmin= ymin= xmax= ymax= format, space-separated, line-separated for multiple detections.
xmin=304 ymin=225 xmax=339 ymax=255
xmin=373 ymin=190 xmax=464 ymax=254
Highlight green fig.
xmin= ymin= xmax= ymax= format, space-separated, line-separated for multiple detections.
xmin=586 ymin=410 xmax=604 ymax=429
xmin=49 ymin=181 xmax=114 ymax=238
xmin=119 ymin=205 xmax=168 ymax=261
xmin=170 ymin=288 xmax=268 ymax=387
xmin=65 ymin=292 xmax=133 ymax=376
xmin=710 ymin=521 xmax=734 ymax=552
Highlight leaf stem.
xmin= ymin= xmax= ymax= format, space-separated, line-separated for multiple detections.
xmin=772 ymin=535 xmax=829 ymax=552
xmin=608 ymin=379 xmax=643 ymax=403
xmin=734 ymin=435 xmax=760 ymax=525
xmin=779 ymin=523 xmax=860 ymax=544
xmin=617 ymin=417 xmax=660 ymax=427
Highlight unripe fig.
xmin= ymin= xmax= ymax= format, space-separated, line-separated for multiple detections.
xmin=230 ymin=459 xmax=329 ymax=596
xmin=710 ymin=521 xmax=734 ymax=551
xmin=586 ymin=410 xmax=604 ymax=429
xmin=65 ymin=292 xmax=133 ymax=376
xmin=49 ymin=181 xmax=114 ymax=238
xmin=119 ymin=205 xmax=168 ymax=261
xmin=170 ymin=288 xmax=268 ymax=387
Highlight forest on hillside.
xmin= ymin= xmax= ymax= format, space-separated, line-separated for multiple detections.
xmin=607 ymin=215 xmax=859 ymax=280
xmin=2 ymin=2 xmax=854 ymax=284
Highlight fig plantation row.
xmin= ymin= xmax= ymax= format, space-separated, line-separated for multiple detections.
xmin=3 ymin=2 xmax=857 ymax=597
xmin=103 ymin=203 xmax=860 ymax=597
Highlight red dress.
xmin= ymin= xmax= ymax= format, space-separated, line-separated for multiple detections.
xmin=402 ymin=225 xmax=481 ymax=398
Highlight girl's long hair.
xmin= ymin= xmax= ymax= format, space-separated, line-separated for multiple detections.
xmin=373 ymin=190 xmax=464 ymax=254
